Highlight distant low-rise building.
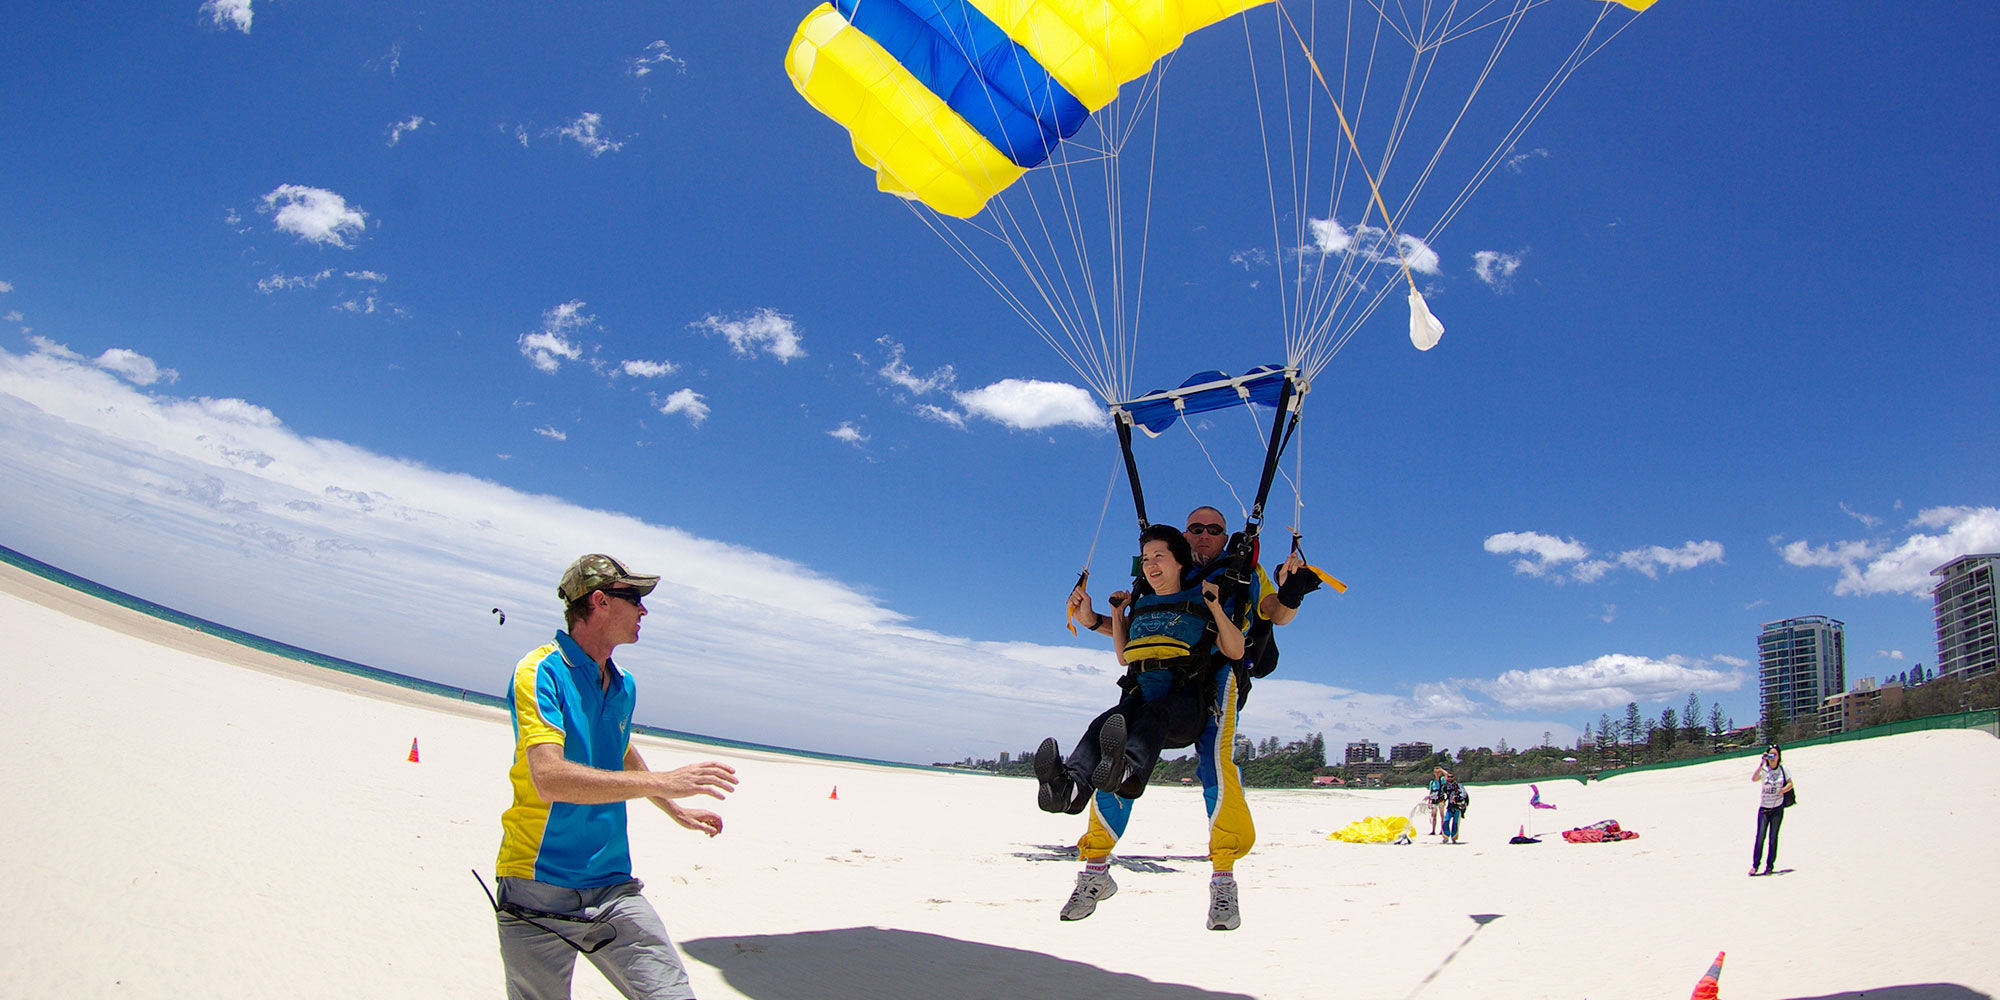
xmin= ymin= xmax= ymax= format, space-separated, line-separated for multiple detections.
xmin=1390 ymin=741 xmax=1433 ymax=764
xmin=1345 ymin=740 xmax=1382 ymax=765
xmin=1821 ymin=677 xmax=1907 ymax=735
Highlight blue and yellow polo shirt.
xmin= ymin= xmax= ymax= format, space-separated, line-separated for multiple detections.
xmin=496 ymin=631 xmax=638 ymax=889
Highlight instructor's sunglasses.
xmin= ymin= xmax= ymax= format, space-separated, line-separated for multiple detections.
xmin=1185 ymin=523 xmax=1225 ymax=536
xmin=602 ymin=588 xmax=647 ymax=609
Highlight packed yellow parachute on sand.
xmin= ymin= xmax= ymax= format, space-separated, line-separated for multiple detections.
xmin=1329 ymin=814 xmax=1413 ymax=843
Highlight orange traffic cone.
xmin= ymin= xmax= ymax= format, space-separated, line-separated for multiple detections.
xmin=1690 ymin=951 xmax=1725 ymax=1000
xmin=828 ymin=786 xmax=839 ymax=800
xmin=407 ymin=738 xmax=420 ymax=763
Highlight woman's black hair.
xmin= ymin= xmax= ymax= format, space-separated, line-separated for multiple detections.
xmin=1137 ymin=523 xmax=1195 ymax=587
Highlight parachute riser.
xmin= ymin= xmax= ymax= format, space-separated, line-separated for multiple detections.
xmin=1228 ymin=376 xmax=1302 ymax=588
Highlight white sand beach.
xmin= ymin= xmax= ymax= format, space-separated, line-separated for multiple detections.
xmin=5 ymin=559 xmax=1996 ymax=1000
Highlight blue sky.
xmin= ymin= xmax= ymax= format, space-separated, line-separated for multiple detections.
xmin=3 ymin=2 xmax=1996 ymax=764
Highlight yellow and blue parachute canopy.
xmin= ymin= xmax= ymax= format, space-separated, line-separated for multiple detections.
xmin=785 ymin=0 xmax=1272 ymax=218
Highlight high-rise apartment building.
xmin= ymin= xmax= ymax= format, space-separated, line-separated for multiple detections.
xmin=1933 ymin=554 xmax=1999 ymax=680
xmin=1758 ymin=615 xmax=1845 ymax=730
xmin=1389 ymin=741 xmax=1434 ymax=764
xmin=1344 ymin=740 xmax=1381 ymax=765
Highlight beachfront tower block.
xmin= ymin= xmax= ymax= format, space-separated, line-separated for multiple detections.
xmin=1932 ymin=554 xmax=1999 ymax=681
xmin=1759 ymin=615 xmax=1846 ymax=734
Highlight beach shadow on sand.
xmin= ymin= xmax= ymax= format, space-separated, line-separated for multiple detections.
xmin=683 ymin=927 xmax=1256 ymax=1000
xmin=1012 ymin=844 xmax=1210 ymax=874
xmin=1783 ymin=987 xmax=1992 ymax=1000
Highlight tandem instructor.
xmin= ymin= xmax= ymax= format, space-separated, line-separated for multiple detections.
xmin=490 ymin=554 xmax=738 ymax=1000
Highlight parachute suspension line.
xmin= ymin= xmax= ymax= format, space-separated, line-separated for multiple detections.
xmin=1182 ymin=414 xmax=1252 ymax=524
xmin=1428 ymin=3 xmax=1642 ymax=239
xmin=1277 ymin=2 xmax=1440 ymax=382
xmin=1384 ymin=1 xmax=1532 ymax=241
xmin=1118 ymin=63 xmax=1172 ymax=405
xmin=912 ymin=201 xmax=1104 ymax=400
xmin=1080 ymin=451 xmax=1124 ymax=571
xmin=1242 ymin=12 xmax=1296 ymax=369
xmin=1236 ymin=391 xmax=1306 ymax=532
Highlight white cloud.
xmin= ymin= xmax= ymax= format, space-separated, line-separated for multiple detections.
xmin=1472 ymin=250 xmax=1523 ymax=289
xmin=0 ymin=343 xmax=1141 ymax=762
xmin=556 ymin=112 xmax=623 ymax=157
xmin=260 ymin=185 xmax=367 ymax=248
xmin=1616 ymin=540 xmax=1726 ymax=578
xmin=875 ymin=337 xmax=954 ymax=394
xmin=629 ymin=40 xmax=686 ymax=77
xmin=200 ymin=0 xmax=253 ymax=33
xmin=1483 ymin=531 xmax=1590 ymax=578
xmin=913 ymin=404 xmax=966 ymax=429
xmin=828 ymin=421 xmax=868 ymax=446
xmin=1228 ymin=248 xmax=1270 ymax=271
xmin=658 ymin=388 xmax=709 ymax=426
xmin=1840 ymin=502 xmax=1884 ymax=530
xmin=620 ymin=359 xmax=678 ymax=378
xmin=94 ymin=348 xmax=179 ymax=386
xmin=697 ymin=309 xmax=804 ymax=363
xmin=0 ymin=281 xmax=13 ymax=293
xmin=518 ymin=300 xmax=592 ymax=374
xmin=954 ymin=379 xmax=1106 ymax=431
xmin=532 ymin=426 xmax=567 ymax=442
xmin=386 ymin=116 xmax=426 ymax=147
xmin=1877 ymin=649 xmax=1906 ymax=660
xmin=1485 ymin=530 xmax=1723 ymax=584
xmin=1779 ymin=506 xmax=2000 ymax=597
xmin=1305 ymin=218 xmax=1440 ymax=275
xmin=258 ymin=270 xmax=332 ymax=293
xmin=1503 ymin=147 xmax=1550 ymax=173
xmin=1478 ymin=654 xmax=1744 ymax=712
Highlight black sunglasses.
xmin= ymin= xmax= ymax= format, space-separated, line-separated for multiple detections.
xmin=602 ymin=588 xmax=647 ymax=608
xmin=1185 ymin=523 xmax=1225 ymax=536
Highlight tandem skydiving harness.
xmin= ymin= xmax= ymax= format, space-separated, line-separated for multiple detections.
xmin=473 ymin=870 xmax=617 ymax=955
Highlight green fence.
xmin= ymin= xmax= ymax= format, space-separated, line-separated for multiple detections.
xmin=1593 ymin=709 xmax=1999 ymax=782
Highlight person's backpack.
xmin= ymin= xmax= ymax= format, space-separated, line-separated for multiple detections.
xmin=1449 ymin=783 xmax=1470 ymax=814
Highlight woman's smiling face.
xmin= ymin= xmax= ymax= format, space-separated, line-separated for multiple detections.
xmin=1139 ymin=539 xmax=1184 ymax=594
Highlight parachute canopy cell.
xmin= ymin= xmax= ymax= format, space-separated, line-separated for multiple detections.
xmin=786 ymin=0 xmax=1272 ymax=218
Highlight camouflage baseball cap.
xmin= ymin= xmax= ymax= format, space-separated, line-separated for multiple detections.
xmin=558 ymin=553 xmax=660 ymax=603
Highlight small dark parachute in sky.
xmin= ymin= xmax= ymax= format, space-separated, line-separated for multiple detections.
xmin=491 ymin=608 xmax=506 ymax=625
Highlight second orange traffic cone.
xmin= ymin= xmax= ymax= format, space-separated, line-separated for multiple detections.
xmin=828 ymin=786 xmax=838 ymax=800
xmin=407 ymin=738 xmax=420 ymax=763
xmin=1690 ymin=951 xmax=1725 ymax=1000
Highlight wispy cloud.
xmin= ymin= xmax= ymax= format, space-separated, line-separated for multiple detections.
xmin=556 ymin=112 xmax=623 ymax=157
xmin=657 ymin=388 xmax=709 ymax=426
xmin=1484 ymin=531 xmax=1724 ymax=583
xmin=1472 ymin=250 xmax=1523 ymax=290
xmin=1306 ymin=218 xmax=1440 ymax=275
xmin=200 ymin=0 xmax=253 ymax=33
xmin=629 ymin=40 xmax=686 ymax=77
xmin=1778 ymin=506 xmax=2000 ymax=596
xmin=1503 ymin=147 xmax=1550 ymax=173
xmin=260 ymin=185 xmax=367 ymax=248
xmin=532 ymin=426 xmax=567 ymax=442
xmin=27 ymin=336 xmax=179 ymax=385
xmin=1475 ymin=653 xmax=1744 ymax=712
xmin=828 ymin=421 xmax=868 ymax=446
xmin=697 ymin=309 xmax=803 ymax=363
xmin=620 ymin=359 xmax=678 ymax=378
xmin=955 ymin=379 xmax=1105 ymax=431
xmin=386 ymin=116 xmax=426 ymax=147
xmin=874 ymin=336 xmax=954 ymax=395
xmin=518 ymin=300 xmax=592 ymax=374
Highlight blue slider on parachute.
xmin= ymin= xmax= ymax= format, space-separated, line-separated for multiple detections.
xmin=786 ymin=0 xmax=1273 ymax=218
